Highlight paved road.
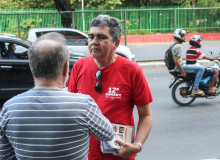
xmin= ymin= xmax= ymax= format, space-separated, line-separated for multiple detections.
xmin=129 ymin=40 xmax=220 ymax=61
xmin=134 ymin=68 xmax=220 ymax=160
xmin=0 ymin=61 xmax=220 ymax=160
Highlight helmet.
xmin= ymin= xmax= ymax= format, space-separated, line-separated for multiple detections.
xmin=189 ymin=35 xmax=204 ymax=48
xmin=174 ymin=28 xmax=188 ymax=43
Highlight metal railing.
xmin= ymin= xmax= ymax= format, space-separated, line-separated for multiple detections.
xmin=0 ymin=7 xmax=220 ymax=45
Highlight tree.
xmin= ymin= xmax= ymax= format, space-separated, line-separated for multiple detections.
xmin=54 ymin=0 xmax=74 ymax=28
xmin=1 ymin=0 xmax=55 ymax=9
xmin=84 ymin=0 xmax=124 ymax=9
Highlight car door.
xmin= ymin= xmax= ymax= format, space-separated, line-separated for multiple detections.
xmin=0 ymin=43 xmax=34 ymax=98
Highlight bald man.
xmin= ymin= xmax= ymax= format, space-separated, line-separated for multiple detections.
xmin=0 ymin=32 xmax=114 ymax=160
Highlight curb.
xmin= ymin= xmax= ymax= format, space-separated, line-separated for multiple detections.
xmin=137 ymin=60 xmax=215 ymax=70
xmin=120 ymin=33 xmax=220 ymax=44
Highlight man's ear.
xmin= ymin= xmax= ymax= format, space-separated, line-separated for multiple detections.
xmin=114 ymin=38 xmax=120 ymax=50
xmin=63 ymin=61 xmax=69 ymax=76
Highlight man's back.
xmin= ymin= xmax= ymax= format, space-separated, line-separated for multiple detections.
xmin=0 ymin=88 xmax=114 ymax=160
xmin=171 ymin=42 xmax=185 ymax=71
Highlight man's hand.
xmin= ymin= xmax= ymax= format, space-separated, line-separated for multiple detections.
xmin=181 ymin=71 xmax=187 ymax=77
xmin=174 ymin=56 xmax=186 ymax=77
xmin=113 ymin=139 xmax=140 ymax=159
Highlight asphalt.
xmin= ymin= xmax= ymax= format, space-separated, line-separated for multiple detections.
xmin=129 ymin=40 xmax=220 ymax=69
xmin=136 ymin=59 xmax=216 ymax=70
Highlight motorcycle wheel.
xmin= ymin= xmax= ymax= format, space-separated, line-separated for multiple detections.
xmin=172 ymin=81 xmax=195 ymax=106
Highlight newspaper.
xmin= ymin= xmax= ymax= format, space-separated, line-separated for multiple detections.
xmin=101 ymin=123 xmax=135 ymax=153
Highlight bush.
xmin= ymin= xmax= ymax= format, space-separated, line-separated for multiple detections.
xmin=122 ymin=29 xmax=155 ymax=36
xmin=186 ymin=28 xmax=220 ymax=34
xmin=197 ymin=28 xmax=207 ymax=33
xmin=186 ymin=28 xmax=197 ymax=33
xmin=11 ymin=19 xmax=40 ymax=38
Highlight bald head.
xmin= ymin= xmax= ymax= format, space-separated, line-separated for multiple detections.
xmin=34 ymin=40 xmax=60 ymax=59
xmin=28 ymin=32 xmax=69 ymax=80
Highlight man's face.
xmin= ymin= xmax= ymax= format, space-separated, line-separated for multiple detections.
xmin=181 ymin=35 xmax=186 ymax=41
xmin=10 ymin=44 xmax=16 ymax=53
xmin=88 ymin=26 xmax=118 ymax=59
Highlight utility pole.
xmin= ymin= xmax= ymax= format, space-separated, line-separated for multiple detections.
xmin=82 ymin=0 xmax=85 ymax=33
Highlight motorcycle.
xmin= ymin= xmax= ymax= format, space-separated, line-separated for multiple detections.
xmin=169 ymin=60 xmax=220 ymax=106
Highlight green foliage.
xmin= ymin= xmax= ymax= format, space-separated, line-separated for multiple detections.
xmin=197 ymin=28 xmax=207 ymax=33
xmin=11 ymin=19 xmax=40 ymax=38
xmin=1 ymin=0 xmax=55 ymax=9
xmin=84 ymin=0 xmax=124 ymax=9
xmin=122 ymin=29 xmax=155 ymax=35
xmin=0 ymin=0 xmax=125 ymax=10
xmin=186 ymin=28 xmax=220 ymax=34
xmin=197 ymin=0 xmax=220 ymax=7
xmin=116 ymin=18 xmax=132 ymax=30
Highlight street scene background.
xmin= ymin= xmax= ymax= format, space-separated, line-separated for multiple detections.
xmin=1 ymin=40 xmax=220 ymax=160
xmin=1 ymin=0 xmax=220 ymax=159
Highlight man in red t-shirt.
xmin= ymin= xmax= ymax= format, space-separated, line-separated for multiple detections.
xmin=186 ymin=35 xmax=220 ymax=95
xmin=67 ymin=15 xmax=153 ymax=160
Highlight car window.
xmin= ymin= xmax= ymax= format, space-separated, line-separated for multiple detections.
xmin=64 ymin=31 xmax=88 ymax=46
xmin=36 ymin=31 xmax=65 ymax=38
xmin=1 ymin=42 xmax=28 ymax=59
xmin=35 ymin=31 xmax=88 ymax=46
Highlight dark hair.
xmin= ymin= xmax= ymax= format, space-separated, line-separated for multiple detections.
xmin=28 ymin=32 xmax=69 ymax=80
xmin=8 ymin=43 xmax=14 ymax=50
xmin=90 ymin=15 xmax=122 ymax=42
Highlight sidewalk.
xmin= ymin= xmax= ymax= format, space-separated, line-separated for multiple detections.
xmin=137 ymin=59 xmax=215 ymax=70
xmin=120 ymin=33 xmax=220 ymax=44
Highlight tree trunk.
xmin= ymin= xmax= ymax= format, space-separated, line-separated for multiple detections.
xmin=54 ymin=0 xmax=75 ymax=28
xmin=192 ymin=0 xmax=196 ymax=27
xmin=192 ymin=0 xmax=196 ymax=6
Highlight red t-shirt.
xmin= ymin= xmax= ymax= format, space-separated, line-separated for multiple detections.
xmin=186 ymin=46 xmax=206 ymax=64
xmin=67 ymin=55 xmax=153 ymax=160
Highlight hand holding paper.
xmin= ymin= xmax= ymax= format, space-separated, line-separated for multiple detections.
xmin=113 ymin=139 xmax=141 ymax=159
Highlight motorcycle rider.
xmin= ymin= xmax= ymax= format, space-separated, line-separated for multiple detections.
xmin=172 ymin=28 xmax=205 ymax=96
xmin=186 ymin=35 xmax=220 ymax=95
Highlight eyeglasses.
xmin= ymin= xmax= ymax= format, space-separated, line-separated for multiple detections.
xmin=95 ymin=70 xmax=102 ymax=93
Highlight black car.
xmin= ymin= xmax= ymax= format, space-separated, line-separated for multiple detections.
xmin=0 ymin=34 xmax=79 ymax=99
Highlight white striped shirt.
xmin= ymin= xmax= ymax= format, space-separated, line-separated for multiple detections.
xmin=0 ymin=88 xmax=114 ymax=160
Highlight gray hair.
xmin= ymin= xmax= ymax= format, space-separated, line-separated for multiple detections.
xmin=28 ymin=32 xmax=70 ymax=80
xmin=90 ymin=15 xmax=122 ymax=42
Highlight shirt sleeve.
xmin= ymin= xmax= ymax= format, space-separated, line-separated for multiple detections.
xmin=197 ymin=50 xmax=206 ymax=59
xmin=0 ymin=112 xmax=16 ymax=160
xmin=173 ymin=45 xmax=182 ymax=57
xmin=86 ymin=98 xmax=114 ymax=141
xmin=131 ymin=65 xmax=153 ymax=107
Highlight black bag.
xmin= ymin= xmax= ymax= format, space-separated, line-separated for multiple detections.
xmin=164 ymin=43 xmax=177 ymax=70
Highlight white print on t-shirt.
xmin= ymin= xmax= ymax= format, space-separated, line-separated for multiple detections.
xmin=105 ymin=87 xmax=122 ymax=100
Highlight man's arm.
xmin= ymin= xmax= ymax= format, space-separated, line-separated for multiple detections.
xmin=19 ymin=51 xmax=28 ymax=57
xmin=114 ymin=103 xmax=153 ymax=159
xmin=87 ymin=98 xmax=114 ymax=141
xmin=0 ymin=136 xmax=16 ymax=160
xmin=204 ymin=56 xmax=220 ymax=61
xmin=174 ymin=56 xmax=186 ymax=77
xmin=0 ymin=115 xmax=16 ymax=160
